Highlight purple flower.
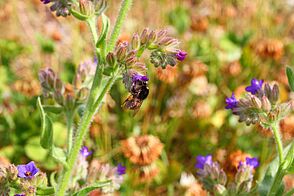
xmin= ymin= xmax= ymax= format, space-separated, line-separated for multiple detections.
xmin=15 ymin=194 xmax=25 ymax=196
xmin=245 ymin=157 xmax=259 ymax=169
xmin=195 ymin=155 xmax=213 ymax=170
xmin=225 ymin=93 xmax=238 ymax=109
xmin=238 ymin=157 xmax=259 ymax=169
xmin=176 ymin=50 xmax=187 ymax=61
xmin=117 ymin=163 xmax=126 ymax=175
xmin=245 ymin=79 xmax=263 ymax=95
xmin=17 ymin=161 xmax=39 ymax=179
xmin=40 ymin=0 xmax=51 ymax=4
xmin=132 ymin=74 xmax=149 ymax=82
xmin=80 ymin=146 xmax=92 ymax=158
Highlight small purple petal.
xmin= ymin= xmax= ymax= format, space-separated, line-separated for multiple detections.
xmin=132 ymin=74 xmax=149 ymax=82
xmin=41 ymin=0 xmax=51 ymax=4
xmin=80 ymin=146 xmax=92 ymax=157
xmin=245 ymin=157 xmax=259 ymax=169
xmin=15 ymin=194 xmax=25 ymax=196
xmin=195 ymin=155 xmax=213 ymax=170
xmin=176 ymin=50 xmax=187 ymax=61
xmin=245 ymin=79 xmax=263 ymax=95
xmin=117 ymin=163 xmax=126 ymax=175
xmin=225 ymin=93 xmax=238 ymax=109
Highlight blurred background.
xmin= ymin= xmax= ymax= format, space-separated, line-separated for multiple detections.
xmin=0 ymin=0 xmax=293 ymax=194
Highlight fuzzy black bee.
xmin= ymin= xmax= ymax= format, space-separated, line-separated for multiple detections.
xmin=122 ymin=75 xmax=149 ymax=111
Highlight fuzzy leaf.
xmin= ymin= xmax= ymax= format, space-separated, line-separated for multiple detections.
xmin=50 ymin=146 xmax=68 ymax=169
xmin=72 ymin=180 xmax=111 ymax=196
xmin=37 ymin=97 xmax=53 ymax=149
xmin=286 ymin=66 xmax=294 ymax=91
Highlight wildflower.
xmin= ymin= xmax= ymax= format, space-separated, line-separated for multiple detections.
xmin=195 ymin=155 xmax=213 ymax=170
xmin=17 ymin=161 xmax=39 ymax=179
xmin=224 ymin=150 xmax=251 ymax=177
xmin=239 ymin=157 xmax=259 ymax=169
xmin=245 ymin=79 xmax=263 ymax=95
xmin=121 ymin=135 xmax=163 ymax=165
xmin=176 ymin=50 xmax=187 ymax=61
xmin=80 ymin=146 xmax=92 ymax=158
xmin=255 ymin=38 xmax=284 ymax=60
xmin=225 ymin=93 xmax=238 ymax=109
xmin=180 ymin=172 xmax=196 ymax=187
xmin=116 ymin=164 xmax=126 ymax=175
xmin=15 ymin=194 xmax=25 ymax=196
xmin=195 ymin=155 xmax=227 ymax=191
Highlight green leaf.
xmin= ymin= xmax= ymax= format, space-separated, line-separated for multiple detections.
xmin=37 ymin=97 xmax=53 ymax=149
xmin=284 ymin=142 xmax=294 ymax=173
xmin=25 ymin=137 xmax=48 ymax=162
xmin=284 ymin=188 xmax=294 ymax=196
xmin=36 ymin=187 xmax=55 ymax=195
xmin=258 ymin=143 xmax=293 ymax=196
xmin=96 ymin=14 xmax=110 ymax=49
xmin=72 ymin=180 xmax=111 ymax=196
xmin=286 ymin=66 xmax=294 ymax=91
xmin=70 ymin=8 xmax=89 ymax=21
xmin=50 ymin=146 xmax=68 ymax=169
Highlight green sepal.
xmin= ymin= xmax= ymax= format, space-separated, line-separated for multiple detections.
xmin=70 ymin=8 xmax=89 ymax=21
xmin=286 ymin=66 xmax=294 ymax=91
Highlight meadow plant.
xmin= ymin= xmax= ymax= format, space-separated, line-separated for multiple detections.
xmin=0 ymin=0 xmax=186 ymax=195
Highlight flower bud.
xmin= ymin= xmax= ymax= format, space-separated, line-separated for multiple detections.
xmin=65 ymin=94 xmax=75 ymax=110
xmin=140 ymin=28 xmax=149 ymax=44
xmin=106 ymin=52 xmax=116 ymax=66
xmin=116 ymin=42 xmax=128 ymax=62
xmin=131 ymin=33 xmax=140 ymax=50
xmin=148 ymin=30 xmax=157 ymax=44
xmin=6 ymin=164 xmax=18 ymax=181
xmin=34 ymin=172 xmax=48 ymax=187
xmin=79 ymin=0 xmax=95 ymax=17
xmin=54 ymin=78 xmax=63 ymax=92
xmin=261 ymin=96 xmax=271 ymax=112
xmin=251 ymin=96 xmax=262 ymax=109
xmin=157 ymin=29 xmax=167 ymax=41
xmin=54 ymin=91 xmax=64 ymax=106
xmin=271 ymin=84 xmax=279 ymax=103
xmin=76 ymin=87 xmax=89 ymax=103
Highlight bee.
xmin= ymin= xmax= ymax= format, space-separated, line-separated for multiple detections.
xmin=122 ymin=80 xmax=149 ymax=111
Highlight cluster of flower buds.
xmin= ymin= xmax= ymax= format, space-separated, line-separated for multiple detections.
xmin=0 ymin=161 xmax=47 ymax=195
xmin=40 ymin=0 xmax=107 ymax=18
xmin=195 ymin=155 xmax=227 ymax=192
xmin=195 ymin=154 xmax=259 ymax=195
xmin=226 ymin=79 xmax=292 ymax=127
xmin=134 ymin=28 xmax=187 ymax=69
xmin=87 ymin=159 xmax=126 ymax=193
xmin=39 ymin=60 xmax=97 ymax=111
xmin=40 ymin=0 xmax=71 ymax=17
xmin=232 ymin=157 xmax=259 ymax=194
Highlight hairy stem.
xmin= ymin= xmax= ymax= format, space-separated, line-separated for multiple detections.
xmin=271 ymin=123 xmax=284 ymax=164
xmin=107 ymin=0 xmax=133 ymax=52
xmin=65 ymin=111 xmax=73 ymax=154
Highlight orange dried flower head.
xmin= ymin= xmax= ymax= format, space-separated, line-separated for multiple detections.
xmin=225 ymin=61 xmax=242 ymax=76
xmin=156 ymin=65 xmax=178 ymax=83
xmin=121 ymin=135 xmax=163 ymax=165
xmin=137 ymin=163 xmax=159 ymax=182
xmin=186 ymin=182 xmax=207 ymax=196
xmin=191 ymin=16 xmax=209 ymax=32
xmin=280 ymin=115 xmax=294 ymax=140
xmin=255 ymin=39 xmax=284 ymax=60
xmin=192 ymin=101 xmax=212 ymax=119
xmin=12 ymin=79 xmax=41 ymax=97
xmin=180 ymin=61 xmax=208 ymax=85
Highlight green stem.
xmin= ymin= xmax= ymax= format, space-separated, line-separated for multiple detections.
xmin=65 ymin=111 xmax=73 ymax=154
xmin=271 ymin=123 xmax=284 ymax=164
xmin=107 ymin=0 xmax=133 ymax=52
xmin=56 ymin=70 xmax=119 ymax=195
xmin=267 ymin=166 xmax=285 ymax=196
